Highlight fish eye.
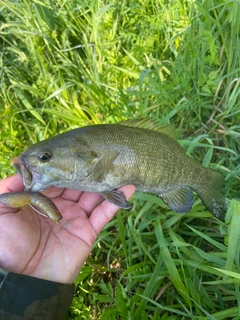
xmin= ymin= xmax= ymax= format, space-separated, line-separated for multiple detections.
xmin=38 ymin=152 xmax=52 ymax=162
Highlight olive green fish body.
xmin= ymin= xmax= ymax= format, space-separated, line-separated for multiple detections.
xmin=12 ymin=119 xmax=227 ymax=220
xmin=73 ymin=126 xmax=200 ymax=190
xmin=0 ymin=192 xmax=62 ymax=222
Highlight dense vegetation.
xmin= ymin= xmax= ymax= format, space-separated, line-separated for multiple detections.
xmin=0 ymin=0 xmax=240 ymax=319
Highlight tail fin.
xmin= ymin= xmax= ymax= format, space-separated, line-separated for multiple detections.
xmin=195 ymin=168 xmax=227 ymax=221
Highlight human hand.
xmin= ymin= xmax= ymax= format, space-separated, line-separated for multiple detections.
xmin=0 ymin=175 xmax=135 ymax=284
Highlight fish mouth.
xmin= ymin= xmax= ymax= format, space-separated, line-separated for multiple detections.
xmin=11 ymin=157 xmax=33 ymax=190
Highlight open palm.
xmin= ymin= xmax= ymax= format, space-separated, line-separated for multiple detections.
xmin=0 ymin=175 xmax=135 ymax=284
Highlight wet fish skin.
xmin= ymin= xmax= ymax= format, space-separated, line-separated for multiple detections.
xmin=0 ymin=192 xmax=62 ymax=222
xmin=11 ymin=119 xmax=227 ymax=220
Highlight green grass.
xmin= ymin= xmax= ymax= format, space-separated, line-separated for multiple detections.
xmin=1 ymin=0 xmax=240 ymax=319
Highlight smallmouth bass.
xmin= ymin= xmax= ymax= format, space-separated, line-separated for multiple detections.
xmin=11 ymin=119 xmax=227 ymax=220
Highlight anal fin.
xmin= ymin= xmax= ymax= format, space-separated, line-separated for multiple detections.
xmin=100 ymin=190 xmax=131 ymax=209
xmin=160 ymin=187 xmax=193 ymax=213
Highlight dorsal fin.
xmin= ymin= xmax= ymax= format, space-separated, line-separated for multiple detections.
xmin=118 ymin=118 xmax=178 ymax=140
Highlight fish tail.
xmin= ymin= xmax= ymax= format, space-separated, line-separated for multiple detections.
xmin=195 ymin=168 xmax=227 ymax=221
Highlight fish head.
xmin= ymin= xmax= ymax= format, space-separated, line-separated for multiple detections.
xmin=11 ymin=138 xmax=76 ymax=192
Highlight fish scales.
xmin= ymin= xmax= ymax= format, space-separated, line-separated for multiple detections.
xmin=74 ymin=124 xmax=199 ymax=190
xmin=10 ymin=119 xmax=227 ymax=220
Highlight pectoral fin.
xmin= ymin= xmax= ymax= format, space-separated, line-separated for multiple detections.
xmin=71 ymin=143 xmax=99 ymax=179
xmin=71 ymin=142 xmax=98 ymax=161
xmin=100 ymin=190 xmax=131 ymax=209
xmin=160 ymin=187 xmax=194 ymax=213
xmin=89 ymin=150 xmax=120 ymax=182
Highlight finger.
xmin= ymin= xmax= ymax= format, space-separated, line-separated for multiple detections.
xmin=78 ymin=191 xmax=105 ymax=216
xmin=89 ymin=185 xmax=136 ymax=234
xmin=51 ymin=192 xmax=103 ymax=221
xmin=42 ymin=187 xmax=85 ymax=203
xmin=58 ymin=190 xmax=107 ymax=217
xmin=0 ymin=175 xmax=24 ymax=193
xmin=42 ymin=186 xmax=64 ymax=198
xmin=43 ymin=189 xmax=103 ymax=219
xmin=61 ymin=188 xmax=84 ymax=202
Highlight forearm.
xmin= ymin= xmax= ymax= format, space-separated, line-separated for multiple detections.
xmin=0 ymin=269 xmax=75 ymax=320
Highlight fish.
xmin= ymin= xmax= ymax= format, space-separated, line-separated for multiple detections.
xmin=0 ymin=191 xmax=65 ymax=224
xmin=11 ymin=118 xmax=227 ymax=220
